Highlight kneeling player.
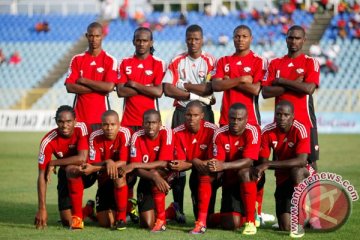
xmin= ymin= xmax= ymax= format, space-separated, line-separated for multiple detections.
xmin=208 ymin=103 xmax=260 ymax=235
xmin=254 ymin=100 xmax=312 ymax=234
xmin=34 ymin=105 xmax=96 ymax=229
xmin=130 ymin=110 xmax=174 ymax=232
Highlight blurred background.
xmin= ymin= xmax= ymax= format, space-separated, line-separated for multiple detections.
xmin=1 ymin=0 xmax=359 ymax=132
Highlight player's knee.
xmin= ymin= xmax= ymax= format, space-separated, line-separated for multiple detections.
xmin=114 ymin=177 xmax=126 ymax=188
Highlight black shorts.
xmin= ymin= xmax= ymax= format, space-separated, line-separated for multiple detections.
xmin=257 ymin=173 xmax=266 ymax=190
xmin=274 ymin=179 xmax=294 ymax=215
xmin=171 ymin=105 xmax=214 ymax=128
xmin=308 ymin=127 xmax=319 ymax=163
xmin=137 ymin=178 xmax=154 ymax=213
xmin=96 ymin=179 xmax=116 ymax=212
xmin=220 ymin=184 xmax=244 ymax=214
xmin=57 ymin=168 xmax=97 ymax=211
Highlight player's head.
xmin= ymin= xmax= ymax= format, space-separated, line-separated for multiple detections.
xmin=286 ymin=25 xmax=306 ymax=54
xmin=233 ymin=25 xmax=252 ymax=53
xmin=185 ymin=100 xmax=204 ymax=133
xmin=275 ymin=100 xmax=294 ymax=132
xmin=55 ymin=105 xmax=76 ymax=138
xmin=143 ymin=109 xmax=161 ymax=139
xmin=228 ymin=103 xmax=248 ymax=136
xmin=186 ymin=24 xmax=203 ymax=56
xmin=86 ymin=22 xmax=103 ymax=51
xmin=133 ymin=27 xmax=155 ymax=56
xmin=101 ymin=110 xmax=120 ymax=140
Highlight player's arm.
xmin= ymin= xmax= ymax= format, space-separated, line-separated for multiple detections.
xmin=65 ymin=83 xmax=93 ymax=94
xmin=48 ymin=150 xmax=88 ymax=167
xmin=76 ymin=78 xmax=115 ymax=93
xmin=168 ymin=160 xmax=192 ymax=172
xmin=267 ymin=153 xmax=308 ymax=169
xmin=35 ymin=169 xmax=48 ymax=229
xmin=261 ymin=85 xmax=286 ymax=98
xmin=274 ymin=77 xmax=316 ymax=95
xmin=211 ymin=76 xmax=249 ymax=92
xmin=234 ymin=81 xmax=261 ymax=96
xmin=208 ymin=157 xmax=253 ymax=172
xmin=136 ymin=165 xmax=170 ymax=193
xmin=116 ymin=83 xmax=138 ymax=97
xmin=125 ymin=80 xmax=163 ymax=98
xmin=183 ymin=82 xmax=213 ymax=96
xmin=163 ymin=82 xmax=190 ymax=100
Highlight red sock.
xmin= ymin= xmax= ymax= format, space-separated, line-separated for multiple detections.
xmin=256 ymin=188 xmax=264 ymax=215
xmin=67 ymin=176 xmax=84 ymax=219
xmin=240 ymin=181 xmax=256 ymax=223
xmin=152 ymin=187 xmax=166 ymax=221
xmin=198 ymin=175 xmax=212 ymax=224
xmin=165 ymin=203 xmax=176 ymax=220
xmin=127 ymin=187 xmax=134 ymax=213
xmin=82 ymin=204 xmax=93 ymax=219
xmin=114 ymin=185 xmax=128 ymax=222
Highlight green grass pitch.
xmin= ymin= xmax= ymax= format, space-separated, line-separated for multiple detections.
xmin=0 ymin=132 xmax=359 ymax=240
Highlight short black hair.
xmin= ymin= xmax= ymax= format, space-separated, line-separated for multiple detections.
xmin=186 ymin=24 xmax=203 ymax=37
xmin=87 ymin=22 xmax=103 ymax=32
xmin=55 ymin=105 xmax=75 ymax=120
xmin=229 ymin=102 xmax=247 ymax=113
xmin=186 ymin=100 xmax=204 ymax=113
xmin=287 ymin=25 xmax=306 ymax=37
xmin=276 ymin=100 xmax=294 ymax=113
xmin=233 ymin=25 xmax=252 ymax=36
xmin=143 ymin=109 xmax=161 ymax=121
xmin=133 ymin=27 xmax=155 ymax=55
xmin=101 ymin=110 xmax=119 ymax=122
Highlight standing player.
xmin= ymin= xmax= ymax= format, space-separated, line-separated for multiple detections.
xmin=253 ymin=100 xmax=312 ymax=236
xmin=208 ymin=103 xmax=260 ymax=235
xmin=117 ymin=27 xmax=166 ymax=222
xmin=85 ymin=110 xmax=131 ymax=230
xmin=65 ymin=22 xmax=118 ymax=131
xmin=211 ymin=24 xmax=267 ymax=226
xmin=262 ymin=25 xmax=320 ymax=170
xmin=169 ymin=100 xmax=217 ymax=234
xmin=34 ymin=105 xmax=96 ymax=229
xmin=117 ymin=27 xmax=166 ymax=130
xmin=163 ymin=24 xmax=216 ymax=221
xmin=130 ymin=110 xmax=173 ymax=232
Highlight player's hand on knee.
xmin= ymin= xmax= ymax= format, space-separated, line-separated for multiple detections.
xmin=208 ymin=159 xmax=224 ymax=172
xmin=105 ymin=159 xmax=118 ymax=179
xmin=34 ymin=209 xmax=47 ymax=229
xmin=153 ymin=175 xmax=170 ymax=193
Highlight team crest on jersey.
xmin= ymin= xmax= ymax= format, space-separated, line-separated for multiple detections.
xmin=38 ymin=153 xmax=45 ymax=164
xmin=296 ymin=68 xmax=304 ymax=74
xmin=130 ymin=146 xmax=136 ymax=157
xmin=198 ymin=71 xmax=205 ymax=79
xmin=200 ymin=144 xmax=208 ymax=150
xmin=288 ymin=142 xmax=294 ymax=148
xmin=57 ymin=152 xmax=63 ymax=158
xmin=154 ymin=146 xmax=160 ymax=151
xmin=97 ymin=67 xmax=104 ymax=73
xmin=244 ymin=67 xmax=251 ymax=73
xmin=99 ymin=147 xmax=104 ymax=153
xmin=89 ymin=148 xmax=96 ymax=161
xmin=237 ymin=146 xmax=244 ymax=151
xmin=145 ymin=70 xmax=153 ymax=76
xmin=234 ymin=141 xmax=239 ymax=146
xmin=68 ymin=144 xmax=76 ymax=149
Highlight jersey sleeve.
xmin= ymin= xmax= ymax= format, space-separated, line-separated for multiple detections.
xmin=130 ymin=134 xmax=142 ymax=163
xmin=305 ymin=57 xmax=320 ymax=87
xmin=242 ymin=128 xmax=260 ymax=160
xmin=89 ymin=137 xmax=101 ymax=163
xmin=162 ymin=60 xmax=178 ymax=84
xmin=262 ymin=59 xmax=276 ymax=87
xmin=118 ymin=127 xmax=131 ymax=162
xmin=118 ymin=59 xmax=129 ymax=84
xmin=295 ymin=130 xmax=311 ymax=155
xmin=259 ymin=131 xmax=271 ymax=159
xmin=38 ymin=138 xmax=54 ymax=170
xmin=153 ymin=58 xmax=166 ymax=86
xmin=158 ymin=128 xmax=173 ymax=161
xmin=212 ymin=132 xmax=226 ymax=161
xmin=212 ymin=57 xmax=226 ymax=79
xmin=104 ymin=56 xmax=119 ymax=84
xmin=174 ymin=132 xmax=186 ymax=160
xmin=76 ymin=124 xmax=89 ymax=151
xmin=65 ymin=56 xmax=80 ymax=84
xmin=253 ymin=56 xmax=267 ymax=84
